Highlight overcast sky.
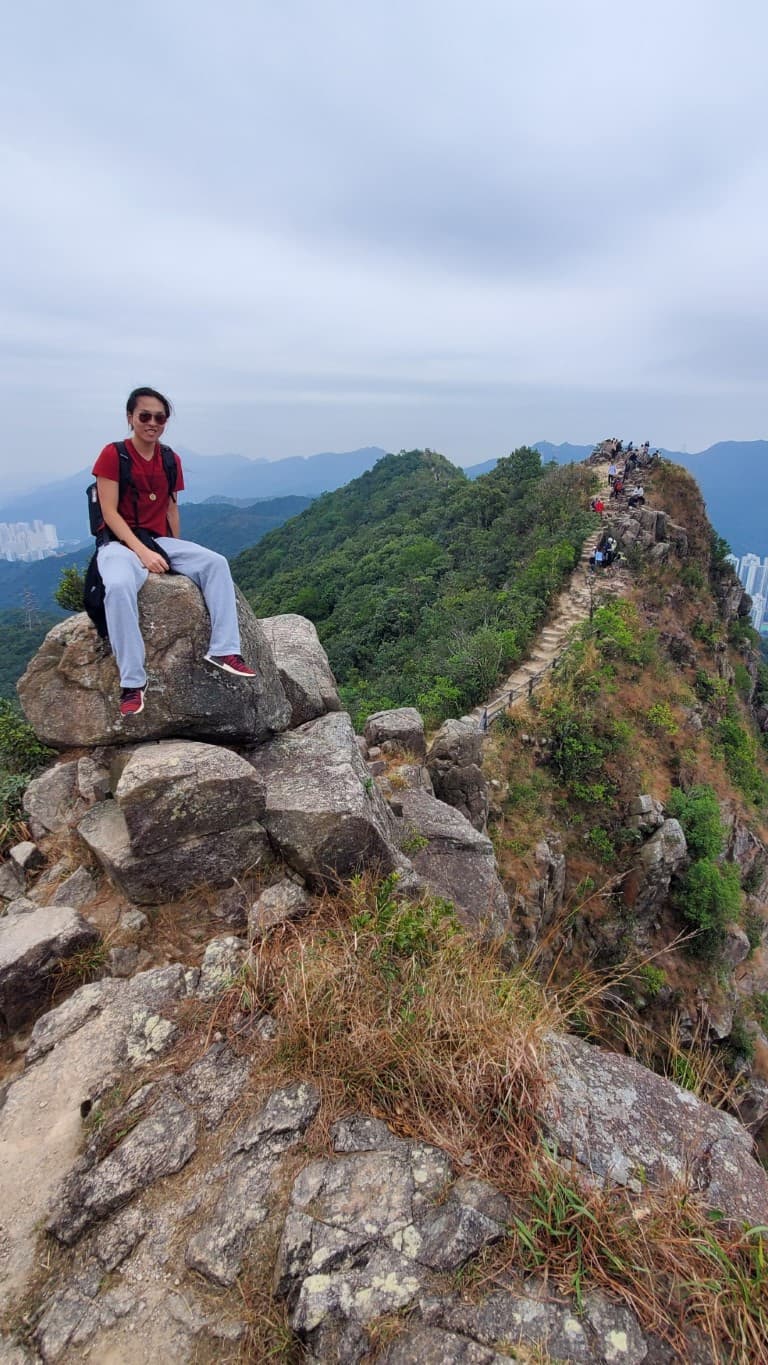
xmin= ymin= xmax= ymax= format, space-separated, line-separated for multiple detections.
xmin=1 ymin=0 xmax=767 ymax=491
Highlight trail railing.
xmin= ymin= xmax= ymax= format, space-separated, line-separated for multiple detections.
xmin=479 ymin=655 xmax=560 ymax=732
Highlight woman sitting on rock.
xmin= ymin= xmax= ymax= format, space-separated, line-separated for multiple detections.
xmin=93 ymin=386 xmax=256 ymax=718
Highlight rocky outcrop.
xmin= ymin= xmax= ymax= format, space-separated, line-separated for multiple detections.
xmin=622 ymin=817 xmax=687 ymax=930
xmin=425 ymin=717 xmax=490 ymax=831
xmin=244 ymin=711 xmax=401 ymax=887
xmin=364 ymin=706 xmax=427 ymax=760
xmin=393 ymin=789 xmax=512 ymax=950
xmin=260 ymin=613 xmax=341 ymax=725
xmin=17 ymin=578 xmax=291 ymax=748
xmin=541 ymin=1032 xmax=768 ymax=1225
xmin=513 ymin=837 xmax=566 ymax=946
xmin=0 ymin=904 xmax=100 ymax=1035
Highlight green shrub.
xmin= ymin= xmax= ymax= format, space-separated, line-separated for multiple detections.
xmin=673 ymin=859 xmax=742 ymax=959
xmin=691 ymin=617 xmax=721 ymax=648
xmin=680 ymin=563 xmax=704 ymax=592
xmin=723 ymin=1014 xmax=755 ymax=1069
xmin=715 ymin=715 xmax=768 ymax=806
xmin=586 ymin=600 xmax=655 ymax=667
xmin=0 ymin=700 xmax=52 ymax=775
xmin=733 ymin=663 xmax=753 ymax=700
xmin=636 ymin=964 xmax=666 ymax=1000
xmin=666 ymin=785 xmax=725 ymax=861
xmin=646 ymin=701 xmax=678 ymax=736
xmin=55 ymin=565 xmax=86 ymax=612
xmin=751 ymin=992 xmax=768 ymax=1034
xmin=743 ymin=906 xmax=764 ymax=955
xmin=585 ymin=827 xmax=614 ymax=863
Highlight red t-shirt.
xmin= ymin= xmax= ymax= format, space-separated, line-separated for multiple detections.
xmin=92 ymin=440 xmax=185 ymax=537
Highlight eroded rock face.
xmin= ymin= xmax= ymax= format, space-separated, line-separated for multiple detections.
xmin=260 ymin=613 xmax=341 ymax=725
xmin=426 ymin=717 xmax=489 ymax=831
xmin=0 ymin=965 xmax=189 ymax=1311
xmin=17 ymin=578 xmax=291 ymax=749
xmin=514 ymin=837 xmax=566 ymax=947
xmin=48 ymin=1089 xmax=198 ymax=1246
xmin=244 ymin=711 xmax=400 ymax=887
xmin=393 ymin=790 xmax=513 ymax=952
xmin=277 ymin=1115 xmax=455 ymax=1357
xmin=186 ymin=1082 xmax=320 ymax=1288
xmin=0 ymin=904 xmax=100 ymax=1035
xmin=541 ymin=1032 xmax=768 ymax=1226
xmin=364 ymin=707 xmax=427 ymax=760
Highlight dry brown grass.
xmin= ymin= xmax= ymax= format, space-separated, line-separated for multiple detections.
xmin=246 ymin=874 xmax=553 ymax=1176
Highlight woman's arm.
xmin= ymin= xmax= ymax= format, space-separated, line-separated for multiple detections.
xmin=97 ymin=477 xmax=168 ymax=573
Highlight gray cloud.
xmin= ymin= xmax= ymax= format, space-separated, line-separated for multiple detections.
xmin=1 ymin=0 xmax=767 ymax=490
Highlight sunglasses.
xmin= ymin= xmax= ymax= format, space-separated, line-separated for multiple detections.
xmin=136 ymin=410 xmax=168 ymax=425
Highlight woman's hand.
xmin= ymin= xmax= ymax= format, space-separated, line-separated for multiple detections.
xmin=139 ymin=548 xmax=169 ymax=574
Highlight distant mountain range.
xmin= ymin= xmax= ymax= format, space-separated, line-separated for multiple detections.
xmin=1 ymin=437 xmax=765 ymax=574
xmin=0 ymin=447 xmax=387 ymax=542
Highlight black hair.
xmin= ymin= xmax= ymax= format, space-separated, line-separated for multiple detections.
xmin=126 ymin=386 xmax=173 ymax=419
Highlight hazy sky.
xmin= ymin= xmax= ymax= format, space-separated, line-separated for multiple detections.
xmin=2 ymin=1 xmax=767 ymax=491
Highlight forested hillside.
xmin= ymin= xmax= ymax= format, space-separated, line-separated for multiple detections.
xmin=0 ymin=610 xmax=60 ymax=699
xmin=233 ymin=447 xmax=596 ymax=724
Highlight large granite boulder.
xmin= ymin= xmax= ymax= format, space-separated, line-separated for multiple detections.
xmin=17 ymin=577 xmax=291 ymax=749
xmin=426 ymin=717 xmax=489 ymax=831
xmin=0 ymin=904 xmax=100 ymax=1035
xmin=78 ymin=800 xmax=271 ymax=905
xmin=114 ymin=740 xmax=264 ymax=855
xmin=77 ymin=741 xmax=272 ymax=903
xmin=244 ymin=711 xmax=400 ymax=887
xmin=542 ymin=1032 xmax=768 ymax=1226
xmin=364 ymin=707 xmax=427 ymax=760
xmin=393 ymin=789 xmax=512 ymax=950
xmin=260 ymin=614 xmax=341 ymax=726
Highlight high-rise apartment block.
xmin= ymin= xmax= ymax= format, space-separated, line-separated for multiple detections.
xmin=0 ymin=520 xmax=58 ymax=561
xmin=730 ymin=552 xmax=768 ymax=632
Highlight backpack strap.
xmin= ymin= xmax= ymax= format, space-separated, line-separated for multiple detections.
xmin=114 ymin=440 xmax=139 ymax=528
xmin=158 ymin=444 xmax=178 ymax=499
xmin=114 ymin=440 xmax=178 ymax=527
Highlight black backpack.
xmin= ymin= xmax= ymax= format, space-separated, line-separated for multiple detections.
xmin=87 ymin=440 xmax=178 ymax=542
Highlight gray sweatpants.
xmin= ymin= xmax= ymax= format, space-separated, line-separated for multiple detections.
xmin=97 ymin=537 xmax=242 ymax=688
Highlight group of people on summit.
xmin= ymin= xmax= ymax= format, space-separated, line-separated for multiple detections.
xmin=588 ymin=436 xmax=660 ymax=569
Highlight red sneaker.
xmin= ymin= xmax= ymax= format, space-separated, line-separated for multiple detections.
xmin=120 ymin=686 xmax=145 ymax=716
xmin=205 ymin=653 xmax=257 ymax=678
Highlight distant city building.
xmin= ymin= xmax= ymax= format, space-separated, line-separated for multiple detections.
xmin=0 ymin=519 xmax=58 ymax=561
xmin=750 ymin=593 xmax=766 ymax=632
xmin=729 ymin=551 xmax=768 ymax=632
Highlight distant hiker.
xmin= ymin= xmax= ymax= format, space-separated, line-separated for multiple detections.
xmin=611 ymin=476 xmax=624 ymax=499
xmin=594 ymin=497 xmax=605 ymax=516
xmin=92 ymin=386 xmax=257 ymax=718
xmin=627 ymin=484 xmax=645 ymax=508
xmin=608 ymin=461 xmax=617 ymax=486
